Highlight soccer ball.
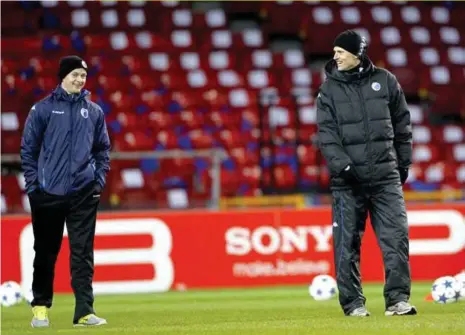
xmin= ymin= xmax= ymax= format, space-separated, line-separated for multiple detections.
xmin=454 ymin=273 xmax=465 ymax=301
xmin=0 ymin=281 xmax=23 ymax=307
xmin=309 ymin=274 xmax=338 ymax=301
xmin=22 ymin=287 xmax=34 ymax=305
xmin=431 ymin=276 xmax=461 ymax=304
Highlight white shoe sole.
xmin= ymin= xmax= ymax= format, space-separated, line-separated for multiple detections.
xmin=347 ymin=312 xmax=370 ymax=317
xmin=347 ymin=308 xmax=371 ymax=317
xmin=73 ymin=320 xmax=107 ymax=327
xmin=31 ymin=322 xmax=49 ymax=328
xmin=385 ymin=306 xmax=417 ymax=316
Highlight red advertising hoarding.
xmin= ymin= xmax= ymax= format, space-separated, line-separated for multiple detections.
xmin=2 ymin=204 xmax=465 ymax=294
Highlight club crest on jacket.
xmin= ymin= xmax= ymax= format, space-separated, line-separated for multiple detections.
xmin=81 ymin=108 xmax=89 ymax=119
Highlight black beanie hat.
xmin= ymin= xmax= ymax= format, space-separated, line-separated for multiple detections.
xmin=333 ymin=30 xmax=368 ymax=58
xmin=58 ymin=55 xmax=88 ymax=81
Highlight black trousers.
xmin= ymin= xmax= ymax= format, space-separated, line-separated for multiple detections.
xmin=331 ymin=183 xmax=411 ymax=315
xmin=28 ymin=182 xmax=100 ymax=323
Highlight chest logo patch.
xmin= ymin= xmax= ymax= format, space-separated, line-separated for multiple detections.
xmin=80 ymin=108 xmax=89 ymax=119
xmin=371 ymin=82 xmax=381 ymax=91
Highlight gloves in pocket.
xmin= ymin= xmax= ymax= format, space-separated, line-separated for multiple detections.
xmin=399 ymin=168 xmax=409 ymax=185
xmin=339 ymin=164 xmax=359 ymax=184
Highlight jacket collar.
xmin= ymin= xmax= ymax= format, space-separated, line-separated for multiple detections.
xmin=324 ymin=56 xmax=374 ymax=83
xmin=52 ymin=85 xmax=90 ymax=102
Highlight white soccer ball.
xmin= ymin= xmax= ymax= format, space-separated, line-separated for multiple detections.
xmin=0 ymin=281 xmax=23 ymax=307
xmin=431 ymin=276 xmax=461 ymax=304
xmin=454 ymin=273 xmax=465 ymax=301
xmin=309 ymin=274 xmax=338 ymax=301
xmin=22 ymin=287 xmax=34 ymax=305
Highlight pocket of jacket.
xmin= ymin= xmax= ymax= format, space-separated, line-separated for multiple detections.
xmin=41 ymin=153 xmax=50 ymax=188
xmin=93 ymin=181 xmax=102 ymax=194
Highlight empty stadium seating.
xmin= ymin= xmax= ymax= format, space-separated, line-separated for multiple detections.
xmin=1 ymin=1 xmax=464 ymax=212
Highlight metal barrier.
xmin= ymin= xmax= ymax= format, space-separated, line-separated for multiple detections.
xmin=1 ymin=148 xmax=227 ymax=211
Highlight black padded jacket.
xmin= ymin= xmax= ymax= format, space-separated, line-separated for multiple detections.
xmin=316 ymin=57 xmax=413 ymax=189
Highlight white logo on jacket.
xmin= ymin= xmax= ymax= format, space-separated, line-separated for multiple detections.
xmin=81 ymin=108 xmax=89 ymax=119
xmin=371 ymin=82 xmax=381 ymax=91
xmin=52 ymin=110 xmax=64 ymax=114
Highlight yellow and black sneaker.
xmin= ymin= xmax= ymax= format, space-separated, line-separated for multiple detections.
xmin=31 ymin=306 xmax=49 ymax=328
xmin=73 ymin=314 xmax=107 ymax=327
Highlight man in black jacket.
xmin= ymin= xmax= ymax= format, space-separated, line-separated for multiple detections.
xmin=316 ymin=30 xmax=416 ymax=317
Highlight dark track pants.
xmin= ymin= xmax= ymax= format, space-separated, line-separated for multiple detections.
xmin=28 ymin=182 xmax=100 ymax=323
xmin=331 ymin=183 xmax=411 ymax=315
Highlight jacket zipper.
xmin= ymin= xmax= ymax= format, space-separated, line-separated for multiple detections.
xmin=69 ymin=102 xmax=73 ymax=194
xmin=357 ymin=86 xmax=373 ymax=181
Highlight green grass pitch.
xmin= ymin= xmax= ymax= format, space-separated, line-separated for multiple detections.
xmin=1 ymin=283 xmax=464 ymax=335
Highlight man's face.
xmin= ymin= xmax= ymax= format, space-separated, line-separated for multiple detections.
xmin=62 ymin=68 xmax=87 ymax=94
xmin=333 ymin=47 xmax=360 ymax=71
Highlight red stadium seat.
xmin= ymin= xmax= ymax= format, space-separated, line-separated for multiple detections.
xmin=2 ymin=0 xmax=464 ymax=212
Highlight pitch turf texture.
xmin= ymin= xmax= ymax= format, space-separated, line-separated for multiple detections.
xmin=1 ymin=283 xmax=464 ymax=335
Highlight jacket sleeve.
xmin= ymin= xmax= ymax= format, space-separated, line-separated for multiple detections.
xmin=20 ymin=104 xmax=46 ymax=193
xmin=316 ymin=87 xmax=352 ymax=176
xmin=92 ymin=109 xmax=111 ymax=189
xmin=387 ymin=73 xmax=413 ymax=169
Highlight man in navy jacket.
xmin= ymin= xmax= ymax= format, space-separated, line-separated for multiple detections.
xmin=21 ymin=55 xmax=110 ymax=327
